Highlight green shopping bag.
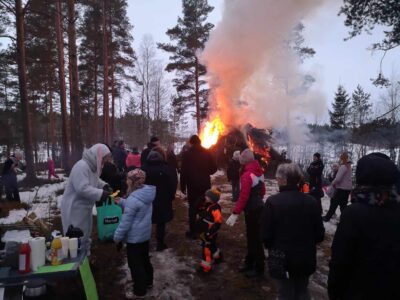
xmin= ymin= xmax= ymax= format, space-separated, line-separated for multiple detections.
xmin=96 ymin=197 xmax=122 ymax=241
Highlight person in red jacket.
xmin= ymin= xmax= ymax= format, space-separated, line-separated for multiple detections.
xmin=126 ymin=147 xmax=141 ymax=171
xmin=48 ymin=157 xmax=59 ymax=180
xmin=226 ymin=148 xmax=266 ymax=278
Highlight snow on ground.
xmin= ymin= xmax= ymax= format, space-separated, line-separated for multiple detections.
xmin=1 ymin=230 xmax=31 ymax=243
xmin=120 ymin=249 xmax=195 ymax=299
xmin=0 ymin=209 xmax=28 ymax=225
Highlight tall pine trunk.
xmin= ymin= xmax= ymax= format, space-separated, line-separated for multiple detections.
xmin=55 ymin=0 xmax=70 ymax=171
xmin=49 ymin=89 xmax=56 ymax=160
xmin=109 ymin=6 xmax=115 ymax=142
xmin=195 ymin=57 xmax=200 ymax=134
xmin=102 ymin=0 xmax=110 ymax=144
xmin=15 ymin=0 xmax=35 ymax=180
xmin=94 ymin=63 xmax=99 ymax=142
xmin=67 ymin=0 xmax=83 ymax=164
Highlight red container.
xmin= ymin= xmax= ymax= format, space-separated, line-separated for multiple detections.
xmin=18 ymin=242 xmax=31 ymax=274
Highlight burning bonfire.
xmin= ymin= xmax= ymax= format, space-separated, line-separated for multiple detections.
xmin=199 ymin=117 xmax=286 ymax=177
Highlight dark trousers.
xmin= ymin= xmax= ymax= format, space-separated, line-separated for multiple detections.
xmin=231 ymin=180 xmax=240 ymax=202
xmin=156 ymin=223 xmax=166 ymax=245
xmin=3 ymin=174 xmax=20 ymax=202
xmin=244 ymin=210 xmax=265 ymax=272
xmin=188 ymin=190 xmax=206 ymax=233
xmin=274 ymin=276 xmax=311 ymax=300
xmin=126 ymin=241 xmax=153 ymax=296
xmin=324 ymin=189 xmax=351 ymax=221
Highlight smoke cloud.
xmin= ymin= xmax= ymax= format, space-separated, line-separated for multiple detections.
xmin=201 ymin=0 xmax=330 ymax=145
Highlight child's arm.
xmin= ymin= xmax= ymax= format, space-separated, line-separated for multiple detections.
xmin=114 ymin=201 xmax=138 ymax=243
xmin=206 ymin=208 xmax=223 ymax=237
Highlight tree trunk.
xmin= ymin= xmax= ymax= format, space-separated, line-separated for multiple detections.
xmin=102 ymin=0 xmax=109 ymax=144
xmin=49 ymin=89 xmax=56 ymax=159
xmin=54 ymin=0 xmax=70 ymax=171
xmin=108 ymin=2 xmax=115 ymax=142
xmin=195 ymin=57 xmax=200 ymax=134
xmin=67 ymin=0 xmax=83 ymax=164
xmin=94 ymin=64 xmax=99 ymax=142
xmin=15 ymin=0 xmax=35 ymax=180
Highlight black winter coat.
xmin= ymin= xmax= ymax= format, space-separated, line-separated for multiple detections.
xmin=100 ymin=161 xmax=124 ymax=193
xmin=113 ymin=147 xmax=127 ymax=171
xmin=261 ymin=187 xmax=325 ymax=278
xmin=328 ymin=199 xmax=400 ymax=300
xmin=227 ymin=159 xmax=241 ymax=182
xmin=180 ymin=144 xmax=217 ymax=195
xmin=143 ymin=156 xmax=178 ymax=224
xmin=140 ymin=143 xmax=155 ymax=168
xmin=307 ymin=159 xmax=324 ymax=189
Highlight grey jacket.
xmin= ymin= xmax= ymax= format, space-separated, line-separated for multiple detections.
xmin=332 ymin=164 xmax=352 ymax=191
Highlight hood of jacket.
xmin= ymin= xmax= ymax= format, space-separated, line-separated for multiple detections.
xmin=131 ymin=184 xmax=156 ymax=205
xmin=243 ymin=160 xmax=264 ymax=176
xmin=147 ymin=150 xmax=164 ymax=163
xmin=82 ymin=144 xmax=110 ymax=176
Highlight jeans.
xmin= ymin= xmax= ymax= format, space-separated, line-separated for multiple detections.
xmin=244 ymin=210 xmax=265 ymax=272
xmin=126 ymin=241 xmax=153 ymax=296
xmin=324 ymin=189 xmax=351 ymax=221
xmin=274 ymin=276 xmax=311 ymax=300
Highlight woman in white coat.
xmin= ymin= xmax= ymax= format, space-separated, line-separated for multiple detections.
xmin=61 ymin=144 xmax=112 ymax=253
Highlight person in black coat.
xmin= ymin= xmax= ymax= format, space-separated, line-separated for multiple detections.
xmin=328 ymin=153 xmax=400 ymax=300
xmin=261 ymin=163 xmax=325 ymax=299
xmin=113 ymin=140 xmax=127 ymax=172
xmin=100 ymin=161 xmax=125 ymax=195
xmin=307 ymin=152 xmax=324 ymax=215
xmin=143 ymin=147 xmax=177 ymax=251
xmin=180 ymin=135 xmax=217 ymax=239
xmin=2 ymin=152 xmax=23 ymax=202
xmin=227 ymin=150 xmax=241 ymax=202
xmin=140 ymin=136 xmax=161 ymax=168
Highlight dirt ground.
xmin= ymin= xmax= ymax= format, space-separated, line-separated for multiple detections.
xmin=1 ymin=171 xmax=333 ymax=300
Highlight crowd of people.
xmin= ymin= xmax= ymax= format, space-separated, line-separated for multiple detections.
xmin=1 ymin=135 xmax=395 ymax=299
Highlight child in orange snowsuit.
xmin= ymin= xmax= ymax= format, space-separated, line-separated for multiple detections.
xmin=197 ymin=188 xmax=223 ymax=273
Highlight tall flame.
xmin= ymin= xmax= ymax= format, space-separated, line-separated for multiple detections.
xmin=200 ymin=116 xmax=225 ymax=149
xmin=247 ymin=135 xmax=271 ymax=165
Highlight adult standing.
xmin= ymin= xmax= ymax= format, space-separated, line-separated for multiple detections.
xmin=307 ymin=152 xmax=324 ymax=214
xmin=141 ymin=137 xmax=161 ymax=168
xmin=328 ymin=153 xmax=400 ymax=300
xmin=166 ymin=144 xmax=178 ymax=172
xmin=227 ymin=150 xmax=241 ymax=202
xmin=2 ymin=151 xmax=23 ymax=202
xmin=142 ymin=147 xmax=177 ymax=251
xmin=262 ymin=163 xmax=325 ymax=299
xmin=323 ymin=152 xmax=352 ymax=222
xmin=113 ymin=140 xmax=127 ymax=172
xmin=180 ymin=135 xmax=217 ymax=239
xmin=226 ymin=149 xmax=266 ymax=277
xmin=61 ymin=144 xmax=112 ymax=253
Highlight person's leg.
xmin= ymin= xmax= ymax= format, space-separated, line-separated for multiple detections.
xmin=274 ymin=278 xmax=295 ymax=300
xmin=323 ymin=193 xmax=340 ymax=221
xmin=187 ymin=192 xmax=197 ymax=235
xmin=245 ymin=210 xmax=264 ymax=276
xmin=156 ymin=223 xmax=167 ymax=250
xmin=294 ymin=276 xmax=311 ymax=300
xmin=338 ymin=190 xmax=350 ymax=213
xmin=200 ymin=241 xmax=212 ymax=272
xmin=241 ymin=212 xmax=255 ymax=271
xmin=142 ymin=241 xmax=153 ymax=287
xmin=210 ymin=237 xmax=222 ymax=263
xmin=126 ymin=243 xmax=147 ymax=296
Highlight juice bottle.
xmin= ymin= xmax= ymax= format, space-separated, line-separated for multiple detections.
xmin=18 ymin=241 xmax=31 ymax=273
xmin=50 ymin=237 xmax=63 ymax=266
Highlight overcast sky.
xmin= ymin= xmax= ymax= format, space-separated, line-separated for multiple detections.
xmin=128 ymin=0 xmax=399 ymax=124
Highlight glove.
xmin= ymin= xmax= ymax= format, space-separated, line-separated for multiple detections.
xmin=103 ymin=184 xmax=113 ymax=193
xmin=116 ymin=242 xmax=123 ymax=251
xmin=96 ymin=190 xmax=111 ymax=207
xmin=226 ymin=214 xmax=239 ymax=227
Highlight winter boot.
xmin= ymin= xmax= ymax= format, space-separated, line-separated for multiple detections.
xmin=213 ymin=250 xmax=224 ymax=264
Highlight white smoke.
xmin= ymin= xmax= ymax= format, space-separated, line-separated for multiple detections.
xmin=201 ymin=0 xmax=331 ymax=146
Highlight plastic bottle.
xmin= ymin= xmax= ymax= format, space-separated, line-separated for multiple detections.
xmin=50 ymin=237 xmax=63 ymax=266
xmin=19 ymin=241 xmax=31 ymax=273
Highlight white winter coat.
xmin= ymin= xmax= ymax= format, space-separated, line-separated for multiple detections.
xmin=61 ymin=144 xmax=110 ymax=252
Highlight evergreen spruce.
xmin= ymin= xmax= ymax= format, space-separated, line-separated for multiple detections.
xmin=351 ymin=85 xmax=372 ymax=127
xmin=330 ymin=85 xmax=351 ymax=129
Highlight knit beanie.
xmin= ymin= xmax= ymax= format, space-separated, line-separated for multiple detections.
xmin=205 ymin=188 xmax=221 ymax=203
xmin=356 ymin=153 xmax=399 ymax=187
xmin=239 ymin=148 xmax=255 ymax=165
xmin=127 ymin=169 xmax=146 ymax=192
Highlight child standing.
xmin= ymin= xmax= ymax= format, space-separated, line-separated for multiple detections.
xmin=114 ymin=169 xmax=156 ymax=298
xmin=197 ymin=188 xmax=223 ymax=273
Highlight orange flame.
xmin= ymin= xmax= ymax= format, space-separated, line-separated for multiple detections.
xmin=247 ymin=135 xmax=271 ymax=165
xmin=200 ymin=116 xmax=225 ymax=149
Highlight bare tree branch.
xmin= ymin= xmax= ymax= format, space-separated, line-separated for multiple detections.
xmin=0 ymin=34 xmax=16 ymax=41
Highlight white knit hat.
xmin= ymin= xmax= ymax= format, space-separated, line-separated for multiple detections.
xmin=239 ymin=149 xmax=255 ymax=165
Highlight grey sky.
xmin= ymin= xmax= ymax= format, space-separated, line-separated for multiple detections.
xmin=128 ymin=0 xmax=399 ymax=124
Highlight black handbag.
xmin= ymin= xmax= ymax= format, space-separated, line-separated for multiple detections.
xmin=267 ymin=249 xmax=288 ymax=279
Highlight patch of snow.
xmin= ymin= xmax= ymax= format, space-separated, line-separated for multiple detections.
xmin=19 ymin=181 xmax=66 ymax=205
xmin=1 ymin=230 xmax=31 ymax=243
xmin=120 ymin=248 xmax=195 ymax=299
xmin=211 ymin=170 xmax=225 ymax=180
xmin=0 ymin=209 xmax=27 ymax=224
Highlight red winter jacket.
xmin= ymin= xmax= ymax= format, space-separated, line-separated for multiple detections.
xmin=126 ymin=153 xmax=141 ymax=169
xmin=233 ymin=160 xmax=266 ymax=214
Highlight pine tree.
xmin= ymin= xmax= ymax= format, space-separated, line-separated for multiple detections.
xmin=330 ymin=85 xmax=351 ymax=129
xmin=351 ymin=85 xmax=372 ymax=128
xmin=158 ymin=0 xmax=214 ymax=133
